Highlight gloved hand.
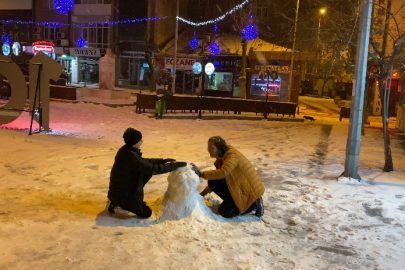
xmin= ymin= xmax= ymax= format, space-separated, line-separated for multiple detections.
xmin=163 ymin=158 xmax=176 ymax=163
xmin=175 ymin=162 xmax=187 ymax=167
xmin=190 ymin=163 xmax=203 ymax=177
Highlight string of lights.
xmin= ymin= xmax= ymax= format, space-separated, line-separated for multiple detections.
xmin=0 ymin=17 xmax=168 ymax=27
xmin=77 ymin=29 xmax=86 ymax=49
xmin=177 ymin=0 xmax=250 ymax=26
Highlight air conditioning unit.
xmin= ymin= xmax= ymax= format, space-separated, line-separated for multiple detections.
xmin=33 ymin=27 xmax=42 ymax=33
xmin=33 ymin=34 xmax=41 ymax=40
xmin=57 ymin=32 xmax=65 ymax=39
xmin=56 ymin=39 xmax=69 ymax=47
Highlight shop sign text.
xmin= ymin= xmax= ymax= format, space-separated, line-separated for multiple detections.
xmin=120 ymin=51 xmax=146 ymax=58
xmin=33 ymin=45 xmax=54 ymax=54
xmin=69 ymin=48 xmax=101 ymax=57
xmin=165 ymin=58 xmax=196 ymax=70
xmin=255 ymin=65 xmax=290 ymax=74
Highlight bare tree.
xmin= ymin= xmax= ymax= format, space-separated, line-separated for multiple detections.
xmin=368 ymin=0 xmax=405 ymax=172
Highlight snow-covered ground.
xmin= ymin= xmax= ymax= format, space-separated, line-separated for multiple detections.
xmin=0 ymin=97 xmax=404 ymax=270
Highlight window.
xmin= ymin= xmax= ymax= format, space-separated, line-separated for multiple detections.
xmin=43 ymin=0 xmax=54 ymax=9
xmin=43 ymin=26 xmax=60 ymax=41
xmin=257 ymin=0 xmax=268 ymax=18
xmin=198 ymin=0 xmax=203 ymax=8
xmin=75 ymin=0 xmax=111 ymax=3
xmin=205 ymin=72 xmax=233 ymax=92
xmin=76 ymin=24 xmax=110 ymax=48
xmin=250 ymin=72 xmax=281 ymax=96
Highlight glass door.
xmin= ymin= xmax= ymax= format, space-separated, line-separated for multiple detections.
xmin=129 ymin=59 xmax=140 ymax=86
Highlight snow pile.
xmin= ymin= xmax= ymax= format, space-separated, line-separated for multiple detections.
xmin=158 ymin=166 xmax=213 ymax=221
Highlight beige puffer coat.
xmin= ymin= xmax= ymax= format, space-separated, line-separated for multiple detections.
xmin=203 ymin=148 xmax=265 ymax=213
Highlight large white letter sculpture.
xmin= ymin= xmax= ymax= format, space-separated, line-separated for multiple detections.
xmin=0 ymin=55 xmax=27 ymax=124
xmin=0 ymin=52 xmax=63 ymax=132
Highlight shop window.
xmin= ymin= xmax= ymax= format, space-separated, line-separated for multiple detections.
xmin=43 ymin=0 xmax=54 ymax=9
xmin=250 ymin=72 xmax=281 ymax=96
xmin=205 ymin=72 xmax=233 ymax=92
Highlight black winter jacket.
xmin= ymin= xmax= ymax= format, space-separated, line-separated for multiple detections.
xmin=108 ymin=145 xmax=178 ymax=205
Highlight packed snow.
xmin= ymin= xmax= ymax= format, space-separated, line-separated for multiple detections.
xmin=0 ymin=96 xmax=404 ymax=270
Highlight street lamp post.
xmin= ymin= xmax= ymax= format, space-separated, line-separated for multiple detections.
xmin=317 ymin=8 xmax=326 ymax=51
xmin=172 ymin=0 xmax=180 ymax=93
xmin=287 ymin=0 xmax=300 ymax=103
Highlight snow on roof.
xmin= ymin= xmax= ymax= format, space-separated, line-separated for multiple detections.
xmin=157 ymin=27 xmax=291 ymax=57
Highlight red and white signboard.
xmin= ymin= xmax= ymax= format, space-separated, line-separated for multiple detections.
xmin=32 ymin=45 xmax=54 ymax=55
xmin=164 ymin=58 xmax=196 ymax=70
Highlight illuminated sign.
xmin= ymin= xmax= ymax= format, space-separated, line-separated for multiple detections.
xmin=205 ymin=63 xmax=215 ymax=75
xmin=2 ymin=43 xmax=11 ymax=56
xmin=12 ymin=42 xmax=22 ymax=56
xmin=192 ymin=62 xmax=202 ymax=75
xmin=32 ymin=41 xmax=55 ymax=47
xmin=32 ymin=45 xmax=54 ymax=54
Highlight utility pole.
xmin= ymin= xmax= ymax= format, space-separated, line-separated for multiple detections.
xmin=344 ymin=0 xmax=373 ymax=180
xmin=287 ymin=0 xmax=300 ymax=102
xmin=172 ymin=0 xmax=179 ymax=93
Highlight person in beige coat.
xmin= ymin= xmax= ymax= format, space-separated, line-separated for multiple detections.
xmin=191 ymin=136 xmax=265 ymax=218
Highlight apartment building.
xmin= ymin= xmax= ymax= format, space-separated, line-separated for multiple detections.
xmin=0 ymin=0 xmax=33 ymax=72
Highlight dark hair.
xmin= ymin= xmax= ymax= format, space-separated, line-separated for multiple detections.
xmin=208 ymin=136 xmax=231 ymax=157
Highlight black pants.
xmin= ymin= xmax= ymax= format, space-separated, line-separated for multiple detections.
xmin=208 ymin=179 xmax=256 ymax=218
xmin=208 ymin=179 xmax=240 ymax=218
xmin=109 ymin=174 xmax=152 ymax=218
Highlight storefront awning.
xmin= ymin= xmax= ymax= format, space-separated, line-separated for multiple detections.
xmin=249 ymin=51 xmax=317 ymax=65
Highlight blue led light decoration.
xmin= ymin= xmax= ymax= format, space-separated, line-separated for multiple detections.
xmin=54 ymin=0 xmax=74 ymax=14
xmin=2 ymin=33 xmax=11 ymax=44
xmin=209 ymin=41 xmax=220 ymax=55
xmin=242 ymin=15 xmax=258 ymax=41
xmin=77 ymin=29 xmax=86 ymax=48
xmin=190 ymin=36 xmax=199 ymax=50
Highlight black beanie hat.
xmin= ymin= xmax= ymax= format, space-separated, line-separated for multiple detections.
xmin=123 ymin=128 xmax=142 ymax=146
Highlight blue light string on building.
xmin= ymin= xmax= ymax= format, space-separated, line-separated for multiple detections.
xmin=54 ymin=0 xmax=74 ymax=14
xmin=0 ymin=16 xmax=167 ymax=27
xmin=177 ymin=0 xmax=250 ymax=26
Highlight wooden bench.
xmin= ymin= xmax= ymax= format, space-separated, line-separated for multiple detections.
xmin=135 ymin=93 xmax=297 ymax=117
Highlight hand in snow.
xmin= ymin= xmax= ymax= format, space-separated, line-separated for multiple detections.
xmin=163 ymin=158 xmax=176 ymax=163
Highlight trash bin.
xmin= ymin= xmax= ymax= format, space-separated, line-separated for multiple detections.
xmin=339 ymin=107 xmax=351 ymax=121
xmin=155 ymin=95 xmax=166 ymax=119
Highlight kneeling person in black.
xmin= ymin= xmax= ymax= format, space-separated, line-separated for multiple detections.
xmin=106 ymin=128 xmax=187 ymax=218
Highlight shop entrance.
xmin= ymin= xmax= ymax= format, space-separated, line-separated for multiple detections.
xmin=129 ymin=59 xmax=140 ymax=86
xmin=79 ymin=58 xmax=99 ymax=85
